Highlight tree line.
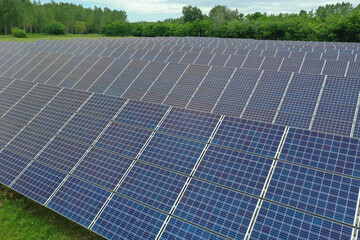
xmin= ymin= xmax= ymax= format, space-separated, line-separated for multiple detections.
xmin=0 ymin=0 xmax=126 ymax=35
xmin=2 ymin=0 xmax=360 ymax=42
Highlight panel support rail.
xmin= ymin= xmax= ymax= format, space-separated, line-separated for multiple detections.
xmin=351 ymin=92 xmax=360 ymax=137
xmin=309 ymin=75 xmax=327 ymax=130
xmin=352 ymin=188 xmax=360 ymax=239
xmin=155 ymin=115 xmax=225 ymax=240
xmin=244 ymin=126 xmax=290 ymax=240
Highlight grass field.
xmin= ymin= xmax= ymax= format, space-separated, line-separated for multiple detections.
xmin=0 ymin=34 xmax=120 ymax=42
xmin=0 ymin=184 xmax=105 ymax=240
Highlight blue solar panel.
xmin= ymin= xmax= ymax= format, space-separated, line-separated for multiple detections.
xmin=312 ymin=118 xmax=353 ymax=136
xmin=266 ymin=162 xmax=360 ymax=225
xmin=29 ymin=107 xmax=74 ymax=134
xmin=161 ymin=217 xmax=227 ymax=240
xmin=0 ymin=150 xmax=31 ymax=186
xmin=73 ymin=148 xmax=133 ymax=190
xmin=0 ymin=119 xmax=23 ymax=147
xmin=325 ymin=76 xmax=360 ymax=92
xmin=7 ymin=127 xmax=53 ymax=159
xmin=280 ymin=128 xmax=360 ymax=177
xmin=59 ymin=114 xmax=109 ymax=145
xmin=48 ymin=89 xmax=91 ymax=112
xmin=47 ymin=176 xmax=111 ymax=227
xmin=139 ymin=133 xmax=206 ymax=175
xmin=115 ymin=100 xmax=168 ymax=129
xmin=95 ymin=122 xmax=152 ymax=158
xmin=22 ymin=84 xmax=61 ymax=105
xmin=12 ymin=162 xmax=66 ymax=204
xmin=275 ymin=112 xmax=312 ymax=129
xmin=37 ymin=137 xmax=89 ymax=172
xmin=174 ymin=179 xmax=258 ymax=239
xmin=195 ymin=145 xmax=273 ymax=196
xmin=213 ymin=117 xmax=285 ymax=158
xmin=316 ymin=103 xmax=356 ymax=122
xmin=321 ymin=89 xmax=358 ymax=106
xmin=92 ymin=194 xmax=167 ymax=240
xmin=3 ymin=101 xmax=43 ymax=125
xmin=118 ymin=161 xmax=187 ymax=212
xmin=243 ymin=107 xmax=278 ymax=123
xmin=158 ymin=108 xmax=220 ymax=142
xmin=79 ymin=94 xmax=126 ymax=120
xmin=251 ymin=201 xmax=353 ymax=240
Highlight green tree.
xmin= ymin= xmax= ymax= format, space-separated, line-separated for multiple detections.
xmin=74 ymin=21 xmax=86 ymax=34
xmin=182 ymin=5 xmax=204 ymax=23
xmin=43 ymin=21 xmax=66 ymax=34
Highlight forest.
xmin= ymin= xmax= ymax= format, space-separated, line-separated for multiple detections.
xmin=1 ymin=1 xmax=360 ymax=42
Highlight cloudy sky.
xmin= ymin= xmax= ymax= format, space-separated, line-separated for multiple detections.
xmin=43 ymin=0 xmax=360 ymax=22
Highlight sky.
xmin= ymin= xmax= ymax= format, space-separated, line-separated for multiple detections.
xmin=42 ymin=0 xmax=360 ymax=22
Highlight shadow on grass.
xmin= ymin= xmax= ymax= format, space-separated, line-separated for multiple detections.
xmin=0 ymin=184 xmax=105 ymax=240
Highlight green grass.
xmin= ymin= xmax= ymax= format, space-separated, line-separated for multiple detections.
xmin=0 ymin=184 xmax=105 ymax=240
xmin=0 ymin=34 xmax=123 ymax=42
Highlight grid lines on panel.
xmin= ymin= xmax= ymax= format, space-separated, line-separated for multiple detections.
xmin=251 ymin=201 xmax=353 ymax=240
xmin=95 ymin=122 xmax=152 ymax=158
xmin=174 ymin=179 xmax=258 ymax=239
xmin=212 ymin=117 xmax=285 ymax=158
xmin=139 ymin=132 xmax=206 ymax=175
xmin=7 ymin=127 xmax=54 ymax=159
xmin=79 ymin=94 xmax=126 ymax=120
xmin=72 ymin=148 xmax=133 ymax=190
xmin=161 ymin=218 xmax=227 ymax=240
xmin=266 ymin=161 xmax=360 ymax=225
xmin=47 ymin=176 xmax=111 ymax=228
xmin=12 ymin=162 xmax=66 ymax=204
xmin=0 ymin=149 xmax=31 ymax=186
xmin=58 ymin=114 xmax=109 ymax=145
xmin=92 ymin=194 xmax=167 ymax=240
xmin=118 ymin=161 xmax=188 ymax=212
xmin=36 ymin=137 xmax=89 ymax=172
xmin=115 ymin=100 xmax=168 ymax=129
xmin=195 ymin=145 xmax=274 ymax=196
xmin=280 ymin=128 xmax=360 ymax=178
xmin=158 ymin=108 xmax=220 ymax=142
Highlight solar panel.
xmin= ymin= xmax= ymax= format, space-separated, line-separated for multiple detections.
xmin=250 ymin=201 xmax=353 ymax=240
xmin=1 ymin=38 xmax=360 ymax=240
xmin=266 ymin=162 xmax=360 ymax=224
xmin=12 ymin=161 xmax=67 ymax=204
xmin=174 ymin=179 xmax=258 ymax=239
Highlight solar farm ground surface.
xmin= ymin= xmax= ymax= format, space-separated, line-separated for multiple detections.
xmin=0 ymin=37 xmax=359 ymax=240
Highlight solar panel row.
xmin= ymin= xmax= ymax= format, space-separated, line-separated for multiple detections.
xmin=0 ymin=76 xmax=359 ymax=239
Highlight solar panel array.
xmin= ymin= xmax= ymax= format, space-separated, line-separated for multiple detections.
xmin=0 ymin=37 xmax=359 ymax=240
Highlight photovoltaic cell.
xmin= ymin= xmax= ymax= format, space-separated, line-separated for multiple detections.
xmin=79 ymin=94 xmax=126 ymax=120
xmin=73 ymin=148 xmax=133 ymax=190
xmin=95 ymin=122 xmax=152 ymax=158
xmin=251 ymin=201 xmax=353 ymax=240
xmin=29 ymin=106 xmax=74 ymax=134
xmin=12 ymin=162 xmax=66 ymax=204
xmin=195 ymin=145 xmax=273 ymax=196
xmin=118 ymin=161 xmax=187 ymax=212
xmin=140 ymin=133 xmax=206 ymax=175
xmin=7 ymin=127 xmax=53 ymax=159
xmin=158 ymin=108 xmax=220 ymax=142
xmin=174 ymin=179 xmax=258 ymax=239
xmin=48 ymin=89 xmax=91 ymax=112
xmin=37 ymin=137 xmax=89 ymax=172
xmin=92 ymin=194 xmax=167 ymax=240
xmin=312 ymin=118 xmax=353 ymax=136
xmin=161 ymin=218 xmax=227 ymax=240
xmin=213 ymin=117 xmax=285 ymax=158
xmin=280 ymin=128 xmax=360 ymax=177
xmin=0 ymin=119 xmax=23 ymax=147
xmin=59 ymin=114 xmax=109 ymax=145
xmin=266 ymin=162 xmax=360 ymax=225
xmin=0 ymin=149 xmax=31 ymax=186
xmin=115 ymin=100 xmax=168 ymax=129
xmin=3 ymin=101 xmax=43 ymax=124
xmin=47 ymin=176 xmax=111 ymax=227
